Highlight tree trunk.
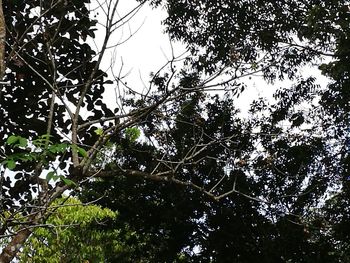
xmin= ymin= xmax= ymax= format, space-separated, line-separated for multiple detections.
xmin=0 ymin=229 xmax=31 ymax=263
xmin=0 ymin=0 xmax=5 ymax=79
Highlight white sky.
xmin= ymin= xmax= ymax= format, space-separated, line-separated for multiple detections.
xmin=90 ymin=0 xmax=331 ymax=113
xmin=92 ymin=2 xmax=182 ymax=82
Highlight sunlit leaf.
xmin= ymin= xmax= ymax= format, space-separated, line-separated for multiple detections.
xmin=94 ymin=128 xmax=104 ymax=136
xmin=6 ymin=135 xmax=18 ymax=145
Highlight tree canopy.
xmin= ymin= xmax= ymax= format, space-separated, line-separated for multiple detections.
xmin=17 ymin=197 xmax=146 ymax=263
xmin=1 ymin=0 xmax=350 ymax=262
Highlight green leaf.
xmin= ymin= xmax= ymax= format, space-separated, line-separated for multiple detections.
xmin=6 ymin=160 xmax=16 ymax=170
xmin=61 ymin=177 xmax=77 ymax=186
xmin=48 ymin=143 xmax=69 ymax=154
xmin=77 ymin=147 xmax=88 ymax=158
xmin=46 ymin=171 xmax=55 ymax=181
xmin=125 ymin=127 xmax=141 ymax=142
xmin=17 ymin=153 xmax=35 ymax=162
xmin=48 ymin=145 xmax=58 ymax=153
xmin=57 ymin=143 xmax=69 ymax=153
xmin=40 ymin=134 xmax=53 ymax=140
xmin=6 ymin=135 xmax=18 ymax=145
xmin=32 ymin=139 xmax=46 ymax=148
xmin=94 ymin=128 xmax=104 ymax=136
xmin=18 ymin=137 xmax=28 ymax=148
xmin=47 ymin=172 xmax=60 ymax=182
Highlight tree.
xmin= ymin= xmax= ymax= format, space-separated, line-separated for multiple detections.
xmin=82 ymin=1 xmax=350 ymax=262
xmin=14 ymin=197 xmax=146 ymax=263
xmin=0 ymin=0 xmax=267 ymax=261
xmin=80 ymin=91 xmax=339 ymax=262
xmin=1 ymin=0 xmax=350 ymax=262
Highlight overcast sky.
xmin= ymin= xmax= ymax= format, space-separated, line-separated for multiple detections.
xmin=93 ymin=1 xmax=181 ymax=82
xmin=90 ymin=0 xmax=331 ymax=114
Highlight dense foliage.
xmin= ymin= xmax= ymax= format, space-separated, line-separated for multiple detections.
xmin=18 ymin=197 xmax=145 ymax=263
xmin=1 ymin=0 xmax=350 ymax=262
xmin=1 ymin=0 xmax=110 ymax=210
